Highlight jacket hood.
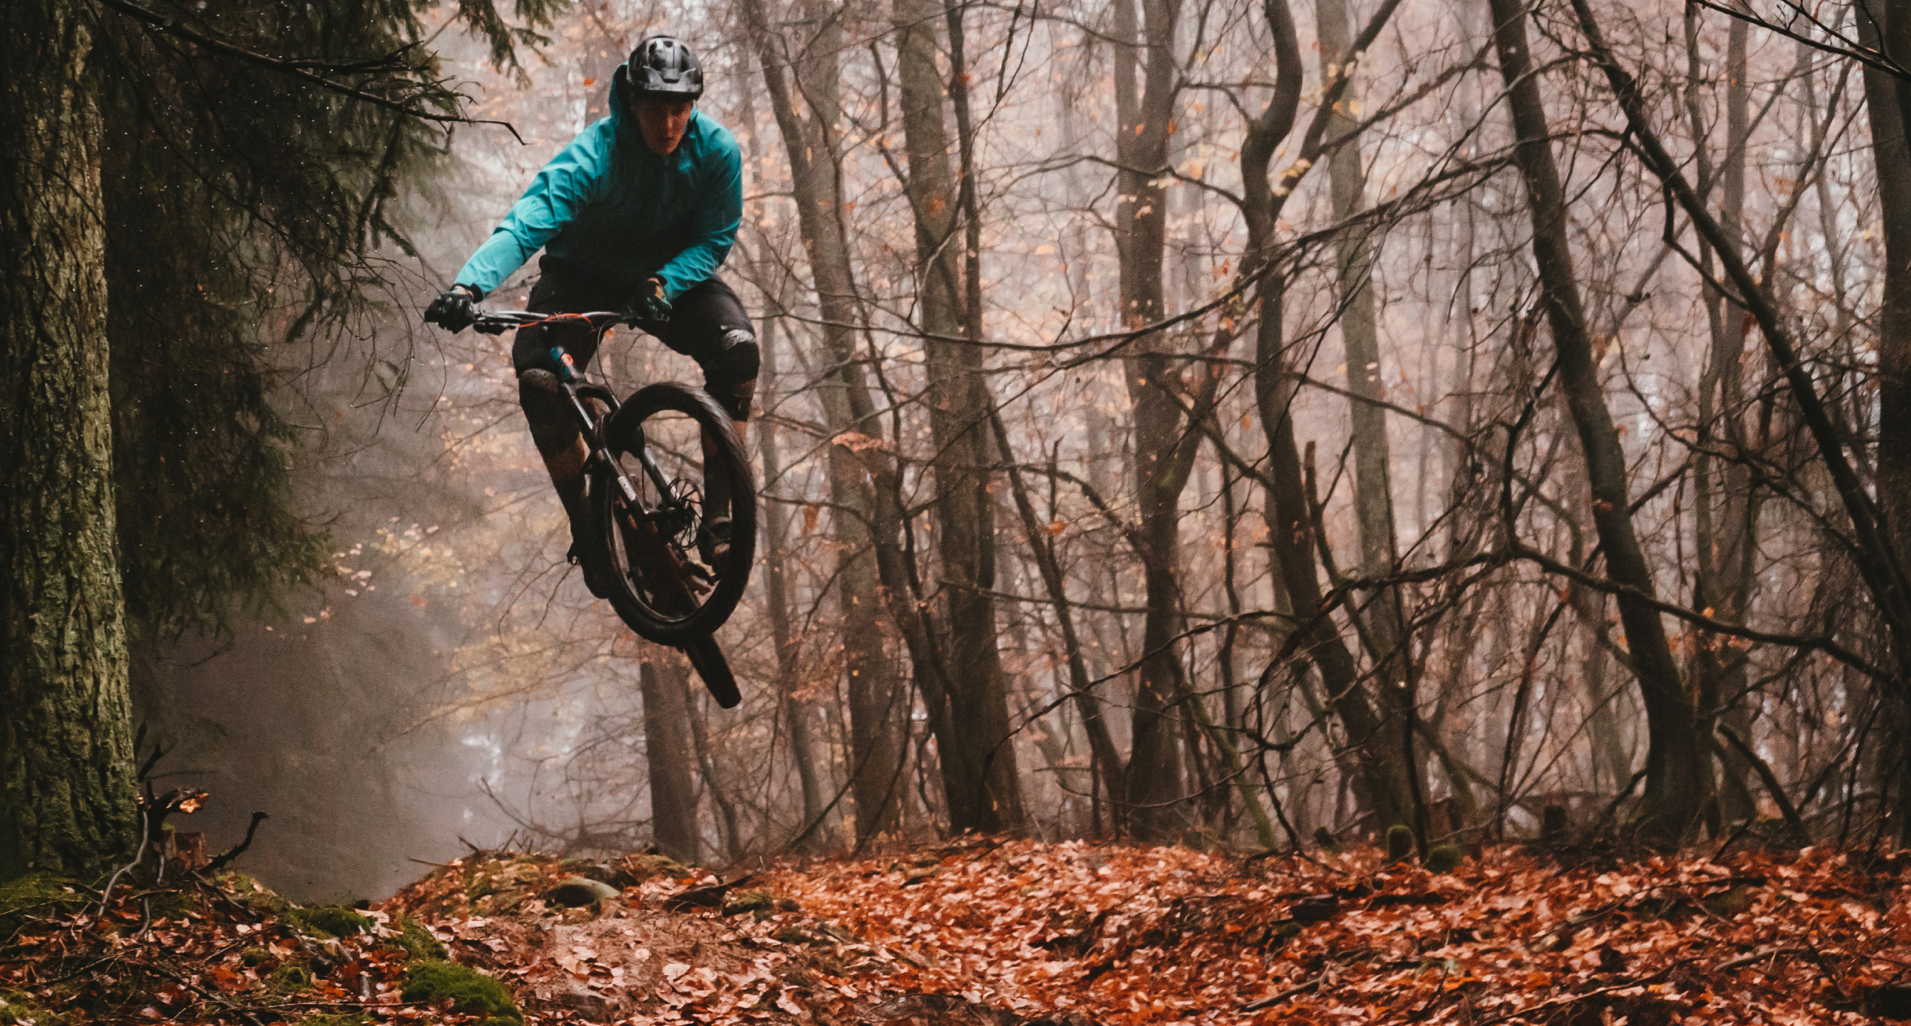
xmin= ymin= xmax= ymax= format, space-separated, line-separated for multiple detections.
xmin=609 ymin=63 xmax=633 ymax=131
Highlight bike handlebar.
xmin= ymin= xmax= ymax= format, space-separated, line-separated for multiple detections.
xmin=468 ymin=309 xmax=639 ymax=335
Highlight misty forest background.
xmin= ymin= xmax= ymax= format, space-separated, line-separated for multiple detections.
xmin=48 ymin=0 xmax=1911 ymax=899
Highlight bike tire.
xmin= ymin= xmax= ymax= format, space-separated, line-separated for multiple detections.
xmin=682 ymin=634 xmax=741 ymax=709
xmin=594 ymin=381 xmax=757 ymax=643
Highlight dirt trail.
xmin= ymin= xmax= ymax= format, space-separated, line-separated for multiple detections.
xmin=4 ymin=839 xmax=1908 ymax=1024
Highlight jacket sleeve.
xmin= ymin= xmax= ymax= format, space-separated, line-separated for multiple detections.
xmin=652 ymin=139 xmax=743 ymax=300
xmin=454 ymin=129 xmax=611 ymax=294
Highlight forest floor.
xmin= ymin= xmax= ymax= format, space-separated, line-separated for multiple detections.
xmin=3 ymin=836 xmax=1910 ymax=1025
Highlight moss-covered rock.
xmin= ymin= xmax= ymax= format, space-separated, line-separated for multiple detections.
xmin=1386 ymin=824 xmax=1416 ymax=861
xmin=1424 ymin=845 xmax=1465 ymax=874
xmin=401 ymin=960 xmax=520 ymax=1021
xmin=287 ymin=905 xmax=372 ymax=938
xmin=723 ymin=889 xmax=776 ymax=916
xmin=620 ymin=852 xmax=694 ymax=882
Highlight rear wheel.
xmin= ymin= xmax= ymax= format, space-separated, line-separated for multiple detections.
xmin=592 ymin=382 xmax=756 ymax=643
xmin=683 ymin=634 xmax=740 ymax=708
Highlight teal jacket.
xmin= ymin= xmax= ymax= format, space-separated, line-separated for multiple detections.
xmin=454 ymin=67 xmax=743 ymax=301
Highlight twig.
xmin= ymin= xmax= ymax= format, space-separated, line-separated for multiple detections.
xmin=201 ymin=812 xmax=268 ymax=874
xmin=1478 ymin=968 xmax=1674 ymax=1024
xmin=97 ymin=806 xmax=154 ymax=916
xmin=1242 ymin=974 xmax=1323 ymax=1011
xmin=144 ymin=960 xmax=269 ymax=1026
xmin=1716 ymin=946 xmax=1811 ymax=972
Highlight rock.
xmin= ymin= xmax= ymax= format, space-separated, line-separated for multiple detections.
xmin=1424 ymin=845 xmax=1464 ymax=874
xmin=550 ymin=987 xmax=619 ymax=1022
xmin=1289 ymin=894 xmax=1339 ymax=923
xmin=1701 ymin=884 xmax=1758 ymax=917
xmin=722 ymin=888 xmax=776 ymax=916
xmin=544 ymin=876 xmax=621 ymax=908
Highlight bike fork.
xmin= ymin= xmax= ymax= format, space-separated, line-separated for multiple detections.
xmin=551 ymin=344 xmax=673 ymax=508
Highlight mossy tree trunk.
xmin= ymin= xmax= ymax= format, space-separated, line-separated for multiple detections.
xmin=0 ymin=0 xmax=140 ymax=880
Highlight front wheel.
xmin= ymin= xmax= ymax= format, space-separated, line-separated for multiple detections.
xmin=592 ymin=382 xmax=756 ymax=643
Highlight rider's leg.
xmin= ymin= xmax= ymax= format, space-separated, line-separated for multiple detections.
xmin=511 ymin=277 xmax=612 ymax=588
xmin=650 ymin=277 xmax=760 ymax=561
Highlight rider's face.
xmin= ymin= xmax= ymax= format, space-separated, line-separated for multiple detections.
xmin=632 ymin=96 xmax=695 ymax=156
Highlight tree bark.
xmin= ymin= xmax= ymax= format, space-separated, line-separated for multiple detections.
xmin=890 ymin=0 xmax=1024 ymax=833
xmin=684 ymin=675 xmax=744 ymax=862
xmin=1859 ymin=1 xmax=1911 ymax=838
xmin=992 ymin=408 xmax=1126 ymax=821
xmin=0 ymin=0 xmax=140 ymax=879
xmin=640 ymin=654 xmax=700 ymax=863
xmin=1687 ymin=13 xmax=1759 ymax=829
xmin=1313 ymin=0 xmax=1405 ymax=672
xmin=1487 ymin=0 xmax=1709 ymax=839
xmin=753 ymin=318 xmax=833 ymax=849
xmin=1111 ymin=0 xmax=1194 ymax=840
xmin=742 ymin=0 xmax=907 ymax=841
xmin=1235 ymin=0 xmax=1416 ymax=837
xmin=1313 ymin=0 xmax=1421 ymax=846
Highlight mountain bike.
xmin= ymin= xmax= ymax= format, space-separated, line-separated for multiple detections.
xmin=470 ymin=309 xmax=756 ymax=708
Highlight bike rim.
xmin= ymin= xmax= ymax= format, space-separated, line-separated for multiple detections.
xmin=604 ymin=410 xmax=737 ymax=626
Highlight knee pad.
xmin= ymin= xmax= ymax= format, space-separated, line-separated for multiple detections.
xmin=517 ymin=368 xmax=580 ymax=454
xmin=710 ymin=328 xmax=760 ymax=420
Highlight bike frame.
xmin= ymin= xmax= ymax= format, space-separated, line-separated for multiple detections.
xmin=475 ymin=310 xmax=686 ymax=534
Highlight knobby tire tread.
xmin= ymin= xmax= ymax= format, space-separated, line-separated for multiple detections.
xmin=594 ymin=381 xmax=756 ymax=644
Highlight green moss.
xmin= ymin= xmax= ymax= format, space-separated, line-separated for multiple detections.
xmin=392 ymin=915 xmax=447 ymax=961
xmin=622 ymin=853 xmax=694 ymax=881
xmin=1386 ymin=824 xmax=1416 ymax=861
xmin=287 ymin=905 xmax=372 ymax=938
xmin=1424 ymin=845 xmax=1465 ymax=874
xmin=2 ymin=988 xmax=76 ymax=1026
xmin=401 ymin=960 xmax=520 ymax=1021
xmin=0 ymin=874 xmax=86 ymax=935
xmin=269 ymin=963 xmax=313 ymax=993
xmin=723 ymin=889 xmax=775 ymax=916
xmin=295 ymin=1015 xmax=370 ymax=1026
xmin=147 ymin=887 xmax=198 ymax=919
xmin=239 ymin=946 xmax=271 ymax=967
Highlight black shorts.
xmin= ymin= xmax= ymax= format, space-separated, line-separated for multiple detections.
xmin=510 ymin=261 xmax=757 ymax=418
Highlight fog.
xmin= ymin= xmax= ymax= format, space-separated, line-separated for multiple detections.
xmin=125 ymin=0 xmax=1911 ymax=892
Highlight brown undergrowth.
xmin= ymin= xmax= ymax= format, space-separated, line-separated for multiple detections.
xmin=4 ymin=840 xmax=1909 ymax=1024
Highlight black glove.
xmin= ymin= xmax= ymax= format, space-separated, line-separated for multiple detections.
xmin=635 ymin=278 xmax=672 ymax=324
xmin=424 ymin=285 xmax=482 ymax=333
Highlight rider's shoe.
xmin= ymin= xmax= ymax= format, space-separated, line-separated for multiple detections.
xmin=697 ymin=516 xmax=733 ymax=569
xmin=568 ymin=540 xmax=617 ymax=599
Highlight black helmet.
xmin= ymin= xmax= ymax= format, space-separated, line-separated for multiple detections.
xmin=628 ymin=36 xmax=703 ymax=100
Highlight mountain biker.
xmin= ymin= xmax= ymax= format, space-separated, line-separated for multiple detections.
xmin=424 ymin=35 xmax=754 ymax=594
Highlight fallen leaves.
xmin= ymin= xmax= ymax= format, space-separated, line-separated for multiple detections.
xmin=5 ymin=840 xmax=1907 ymax=1025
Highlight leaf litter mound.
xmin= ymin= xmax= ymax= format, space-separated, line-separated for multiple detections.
xmin=5 ymin=839 xmax=1911 ymax=1024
